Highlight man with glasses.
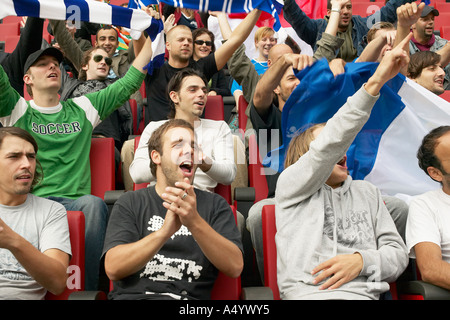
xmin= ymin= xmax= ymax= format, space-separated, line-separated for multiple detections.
xmin=59 ymin=46 xmax=133 ymax=172
xmin=49 ymin=18 xmax=143 ymax=116
xmin=50 ymin=21 xmax=132 ymax=80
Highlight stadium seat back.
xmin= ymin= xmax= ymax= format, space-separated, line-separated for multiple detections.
xmin=90 ymin=138 xmax=115 ymax=199
xmin=45 ymin=211 xmax=85 ymax=300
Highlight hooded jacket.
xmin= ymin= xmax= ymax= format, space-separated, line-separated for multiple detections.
xmin=275 ymin=85 xmax=408 ymax=300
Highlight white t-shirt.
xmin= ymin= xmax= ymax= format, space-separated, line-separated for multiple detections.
xmin=406 ymin=188 xmax=450 ymax=262
xmin=0 ymin=194 xmax=71 ymax=300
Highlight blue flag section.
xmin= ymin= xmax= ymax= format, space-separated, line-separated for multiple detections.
xmin=265 ymin=59 xmax=450 ymax=200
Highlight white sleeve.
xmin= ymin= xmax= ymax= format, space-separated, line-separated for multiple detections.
xmin=406 ymin=195 xmax=441 ymax=258
xmin=201 ymin=121 xmax=236 ymax=185
xmin=129 ymin=121 xmax=162 ymax=184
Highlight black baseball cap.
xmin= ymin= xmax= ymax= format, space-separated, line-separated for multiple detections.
xmin=421 ymin=5 xmax=439 ymax=18
xmin=24 ymin=47 xmax=63 ymax=74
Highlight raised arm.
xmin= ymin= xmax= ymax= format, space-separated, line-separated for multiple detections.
xmin=213 ymin=9 xmax=262 ymax=70
xmin=394 ymin=2 xmax=424 ymax=49
xmin=252 ymin=53 xmax=312 ymax=116
xmin=49 ymin=19 xmax=84 ymax=71
xmin=1 ymin=17 xmax=44 ymax=95
xmin=209 ymin=11 xmax=233 ymax=40
xmin=356 ymin=29 xmax=396 ymax=63
xmin=283 ymin=0 xmax=323 ymax=47
xmin=313 ymin=0 xmax=347 ymax=62
xmin=276 ymin=33 xmax=412 ymax=208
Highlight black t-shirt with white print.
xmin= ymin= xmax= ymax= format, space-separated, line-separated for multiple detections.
xmin=103 ymin=186 xmax=242 ymax=300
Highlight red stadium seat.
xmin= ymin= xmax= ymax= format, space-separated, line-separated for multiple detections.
xmin=139 ymin=82 xmax=146 ymax=98
xmin=434 ymin=13 xmax=450 ymax=32
xmin=434 ymin=1 xmax=450 ymax=13
xmin=440 ymin=26 xmax=450 ymax=39
xmin=90 ymin=137 xmax=116 ymax=199
xmin=238 ymin=95 xmax=249 ymax=132
xmin=204 ymin=95 xmax=224 ymax=121
xmin=261 ymin=204 xmax=280 ymax=300
xmin=109 ymin=0 xmax=126 ymax=6
xmin=210 ymin=205 xmax=242 ymax=299
xmin=351 ymin=2 xmax=381 ymax=17
xmin=129 ymin=99 xmax=138 ymax=135
xmin=204 ymin=95 xmax=232 ymax=203
xmin=248 ymin=134 xmax=269 ymax=203
xmin=0 ymin=22 xmax=20 ymax=41
xmin=2 ymin=16 xmax=23 ymax=24
xmin=45 ymin=211 xmax=86 ymax=300
xmin=214 ymin=182 xmax=232 ymax=205
xmin=440 ymin=90 xmax=450 ymax=103
xmin=5 ymin=35 xmax=19 ymax=53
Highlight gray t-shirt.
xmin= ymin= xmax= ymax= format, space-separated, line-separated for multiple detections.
xmin=0 ymin=194 xmax=71 ymax=300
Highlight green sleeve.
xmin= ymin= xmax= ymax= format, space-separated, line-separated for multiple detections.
xmin=0 ymin=65 xmax=24 ymax=122
xmin=84 ymin=65 xmax=145 ymax=120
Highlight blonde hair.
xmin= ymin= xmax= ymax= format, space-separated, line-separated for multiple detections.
xmin=254 ymin=27 xmax=275 ymax=45
xmin=284 ymin=123 xmax=325 ymax=169
xmin=366 ymin=21 xmax=395 ymax=43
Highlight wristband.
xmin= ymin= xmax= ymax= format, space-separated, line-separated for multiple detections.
xmin=331 ymin=8 xmax=340 ymax=13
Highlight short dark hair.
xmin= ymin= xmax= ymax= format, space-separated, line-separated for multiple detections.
xmin=327 ymin=0 xmax=352 ymax=10
xmin=417 ymin=126 xmax=450 ymax=183
xmin=96 ymin=25 xmax=119 ymax=41
xmin=0 ymin=127 xmax=43 ymax=189
xmin=147 ymin=119 xmax=194 ymax=177
xmin=408 ymin=51 xmax=441 ymax=79
xmin=166 ymin=68 xmax=208 ymax=119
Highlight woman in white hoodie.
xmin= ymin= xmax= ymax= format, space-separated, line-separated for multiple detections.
xmin=274 ymin=35 xmax=413 ymax=300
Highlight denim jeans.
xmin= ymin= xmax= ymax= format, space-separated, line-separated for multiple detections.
xmin=48 ymin=195 xmax=108 ymax=291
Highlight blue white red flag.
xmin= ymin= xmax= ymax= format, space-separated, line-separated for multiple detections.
xmin=265 ymin=59 xmax=450 ymax=201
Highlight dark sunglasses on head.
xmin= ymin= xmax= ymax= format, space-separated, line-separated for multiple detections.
xmin=194 ymin=40 xmax=213 ymax=46
xmin=93 ymin=54 xmax=112 ymax=66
